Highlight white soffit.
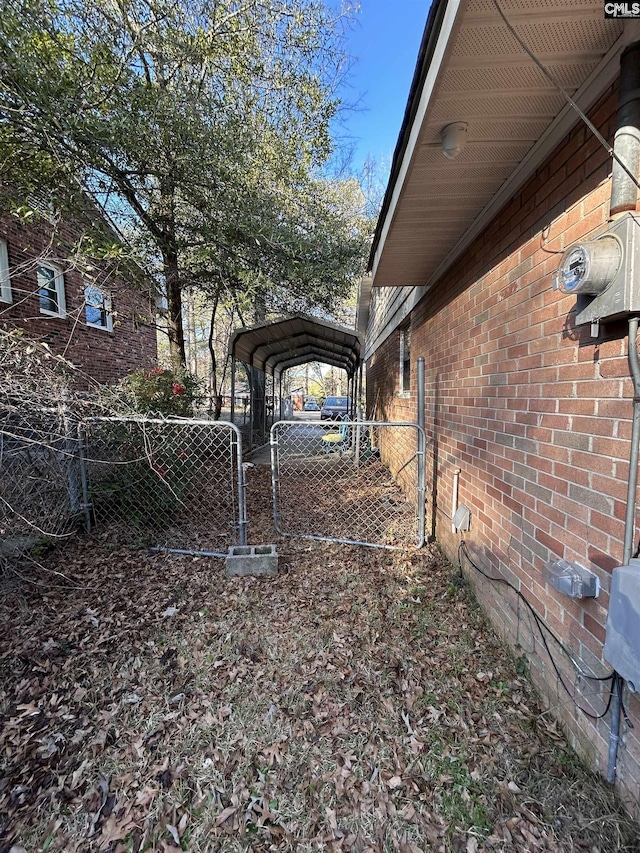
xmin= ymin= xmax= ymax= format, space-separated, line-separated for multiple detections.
xmin=371 ymin=0 xmax=625 ymax=289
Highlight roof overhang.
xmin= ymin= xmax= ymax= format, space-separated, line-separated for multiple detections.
xmin=368 ymin=0 xmax=635 ymax=290
xmin=229 ymin=314 xmax=362 ymax=378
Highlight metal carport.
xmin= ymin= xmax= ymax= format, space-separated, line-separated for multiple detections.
xmin=229 ymin=314 xmax=363 ymax=450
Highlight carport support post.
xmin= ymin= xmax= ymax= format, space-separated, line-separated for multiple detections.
xmin=230 ymin=356 xmax=236 ymax=425
xmin=349 ymin=375 xmax=355 ymax=420
xmin=262 ymin=369 xmax=267 ymax=445
xmin=353 ymin=371 xmax=361 ymax=468
xmin=417 ymin=356 xmax=426 ymax=546
xmin=271 ymin=373 xmax=276 ymax=431
xmin=248 ymin=356 xmax=254 ymax=452
xmin=278 ymin=372 xmax=283 ymax=420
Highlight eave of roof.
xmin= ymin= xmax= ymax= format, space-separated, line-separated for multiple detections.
xmin=367 ymin=1 xmax=630 ymax=292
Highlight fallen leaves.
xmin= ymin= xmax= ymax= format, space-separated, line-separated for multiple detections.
xmin=0 ymin=465 xmax=638 ymax=852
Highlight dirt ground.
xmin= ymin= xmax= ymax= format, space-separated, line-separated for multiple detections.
xmin=1 ymin=465 xmax=639 ymax=852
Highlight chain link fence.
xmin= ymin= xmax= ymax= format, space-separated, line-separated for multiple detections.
xmin=1 ymin=404 xmax=84 ymax=559
xmin=270 ymin=420 xmax=426 ymax=549
xmin=81 ymin=418 xmax=247 ymax=554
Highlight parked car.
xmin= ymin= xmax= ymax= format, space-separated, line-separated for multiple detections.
xmin=304 ymin=400 xmax=319 ymax=411
xmin=320 ymin=395 xmax=349 ymax=420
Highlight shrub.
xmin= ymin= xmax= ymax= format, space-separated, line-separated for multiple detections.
xmin=118 ymin=367 xmax=201 ymax=417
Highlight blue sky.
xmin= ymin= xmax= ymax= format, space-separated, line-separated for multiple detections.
xmin=339 ymin=0 xmax=431 ymax=175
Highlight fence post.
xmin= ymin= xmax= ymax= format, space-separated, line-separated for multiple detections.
xmin=269 ymin=422 xmax=281 ymax=535
xmin=62 ymin=395 xmax=81 ymax=522
xmin=416 ymin=357 xmax=426 ymax=546
xmin=231 ymin=421 xmax=248 ymax=546
xmin=77 ymin=423 xmax=92 ymax=533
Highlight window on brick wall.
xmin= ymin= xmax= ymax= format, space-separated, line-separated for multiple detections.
xmin=0 ymin=239 xmax=10 ymax=303
xmin=399 ymin=325 xmax=411 ymax=394
xmin=84 ymin=284 xmax=113 ymax=331
xmin=37 ymin=262 xmax=66 ymax=317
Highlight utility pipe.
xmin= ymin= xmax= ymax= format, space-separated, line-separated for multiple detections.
xmin=417 ymin=356 xmax=426 ymax=546
xmin=623 ymin=316 xmax=640 ymax=567
xmin=606 ymin=38 xmax=640 ymax=784
xmin=610 ymin=41 xmax=640 ymax=217
xmin=417 ymin=357 xmax=425 ymax=432
xmin=608 ymin=316 xmax=640 ymax=784
xmin=451 ymin=468 xmax=461 ymax=534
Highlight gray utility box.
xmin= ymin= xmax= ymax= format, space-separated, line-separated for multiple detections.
xmin=576 ymin=213 xmax=640 ymax=325
xmin=604 ymin=559 xmax=640 ymax=692
xmin=545 ymin=559 xmax=599 ymax=598
xmin=225 ymin=544 xmax=278 ymax=577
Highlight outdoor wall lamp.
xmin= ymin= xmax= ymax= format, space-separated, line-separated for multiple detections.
xmin=441 ymin=122 xmax=468 ymax=159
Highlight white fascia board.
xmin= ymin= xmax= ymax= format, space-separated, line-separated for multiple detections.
xmin=370 ymin=0 xmax=463 ymax=286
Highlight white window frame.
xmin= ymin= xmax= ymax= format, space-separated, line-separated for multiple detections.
xmin=37 ymin=261 xmax=66 ymax=318
xmin=0 ymin=239 xmax=11 ymax=304
xmin=399 ymin=325 xmax=411 ymax=395
xmin=84 ymin=284 xmax=113 ymax=332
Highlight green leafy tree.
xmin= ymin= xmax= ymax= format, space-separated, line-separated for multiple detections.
xmin=0 ymin=0 xmax=369 ymax=370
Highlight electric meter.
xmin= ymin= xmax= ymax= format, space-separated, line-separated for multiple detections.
xmin=555 ymin=235 xmax=622 ymax=295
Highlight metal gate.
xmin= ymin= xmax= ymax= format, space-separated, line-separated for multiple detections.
xmin=80 ymin=417 xmax=247 ymax=554
xmin=270 ymin=420 xmax=426 ymax=549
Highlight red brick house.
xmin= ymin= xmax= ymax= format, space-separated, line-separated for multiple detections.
xmin=361 ymin=2 xmax=640 ymax=814
xmin=0 ymin=197 xmax=157 ymax=384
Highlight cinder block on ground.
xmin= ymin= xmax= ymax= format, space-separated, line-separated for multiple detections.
xmin=225 ymin=544 xmax=278 ymax=577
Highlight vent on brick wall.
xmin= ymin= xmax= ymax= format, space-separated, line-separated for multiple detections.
xmin=452 ymin=504 xmax=471 ymax=532
xmin=26 ymin=191 xmax=56 ymax=223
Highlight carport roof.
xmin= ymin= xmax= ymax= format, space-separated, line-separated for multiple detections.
xmin=229 ymin=314 xmax=362 ymax=378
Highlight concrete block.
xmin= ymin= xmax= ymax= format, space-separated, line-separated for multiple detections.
xmin=225 ymin=544 xmax=278 ymax=578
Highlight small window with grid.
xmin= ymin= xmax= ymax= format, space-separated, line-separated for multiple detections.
xmin=85 ymin=284 xmax=113 ymax=331
xmin=37 ymin=262 xmax=66 ymax=317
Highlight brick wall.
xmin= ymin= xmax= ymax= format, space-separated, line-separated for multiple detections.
xmin=366 ymin=85 xmax=640 ymax=813
xmin=0 ymin=210 xmax=157 ymax=385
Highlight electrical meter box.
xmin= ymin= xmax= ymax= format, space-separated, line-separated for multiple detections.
xmin=604 ymin=559 xmax=640 ymax=692
xmin=555 ymin=213 xmax=640 ymax=326
xmin=545 ymin=559 xmax=599 ymax=598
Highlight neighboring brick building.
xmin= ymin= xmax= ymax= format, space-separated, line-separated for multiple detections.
xmin=0 ymin=199 xmax=156 ymax=384
xmin=361 ymin=2 xmax=640 ymax=815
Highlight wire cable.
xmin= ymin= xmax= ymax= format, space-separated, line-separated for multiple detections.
xmin=458 ymin=540 xmax=616 ymax=722
xmin=492 ymin=0 xmax=640 ymax=194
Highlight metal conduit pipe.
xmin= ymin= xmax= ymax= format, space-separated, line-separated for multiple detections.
xmin=608 ymin=316 xmax=640 ymax=784
xmin=451 ymin=468 xmax=461 ymax=535
xmin=606 ymin=39 xmax=640 ymax=784
xmin=417 ymin=357 xmax=426 ymax=546
xmin=610 ymin=41 xmax=640 ymax=217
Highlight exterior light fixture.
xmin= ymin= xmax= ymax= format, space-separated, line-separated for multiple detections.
xmin=440 ymin=122 xmax=468 ymax=159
